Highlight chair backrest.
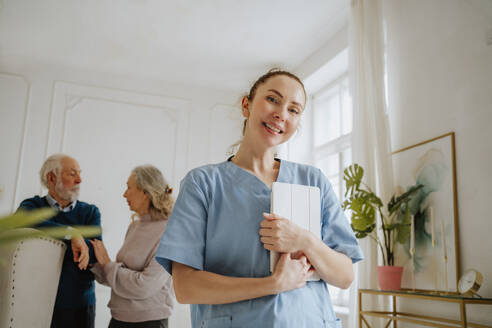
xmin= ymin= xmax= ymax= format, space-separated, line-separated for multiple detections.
xmin=0 ymin=228 xmax=66 ymax=328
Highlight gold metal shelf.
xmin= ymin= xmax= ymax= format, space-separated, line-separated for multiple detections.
xmin=359 ymin=289 xmax=492 ymax=328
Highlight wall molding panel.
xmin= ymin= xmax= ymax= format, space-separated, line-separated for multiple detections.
xmin=0 ymin=73 xmax=32 ymax=213
xmin=47 ymin=81 xmax=191 ymax=186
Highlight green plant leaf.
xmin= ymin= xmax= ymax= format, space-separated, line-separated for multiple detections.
xmin=349 ymin=198 xmax=376 ymax=231
xmin=41 ymin=225 xmax=102 ymax=239
xmin=383 ymin=223 xmax=398 ymax=231
xmin=0 ymin=208 xmax=56 ymax=231
xmin=0 ymin=226 xmax=102 ymax=245
xmin=358 ymin=190 xmax=384 ymax=208
xmin=342 ymin=164 xmax=424 ymax=262
xmin=343 ymin=190 xmax=383 ymax=212
xmin=343 ymin=164 xmax=364 ymax=197
xmin=351 ymin=223 xmax=375 ymax=238
xmin=0 ymin=210 xmax=102 ymax=246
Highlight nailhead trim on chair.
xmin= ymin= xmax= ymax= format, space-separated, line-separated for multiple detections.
xmin=8 ymin=236 xmax=66 ymax=327
xmin=8 ymin=244 xmax=20 ymax=327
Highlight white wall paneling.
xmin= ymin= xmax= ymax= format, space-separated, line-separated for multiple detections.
xmin=47 ymin=81 xmax=191 ymax=185
xmin=0 ymin=73 xmax=31 ymax=215
xmin=45 ymin=81 xmax=191 ymax=327
xmin=0 ymin=56 xmax=244 ymax=327
xmin=207 ymin=104 xmax=243 ymax=162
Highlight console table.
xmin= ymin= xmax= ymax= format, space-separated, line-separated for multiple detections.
xmin=359 ymin=288 xmax=492 ymax=328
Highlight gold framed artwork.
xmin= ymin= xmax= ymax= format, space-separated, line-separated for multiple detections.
xmin=392 ymin=132 xmax=460 ymax=292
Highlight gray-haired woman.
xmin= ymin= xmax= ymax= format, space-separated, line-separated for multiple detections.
xmin=90 ymin=165 xmax=175 ymax=328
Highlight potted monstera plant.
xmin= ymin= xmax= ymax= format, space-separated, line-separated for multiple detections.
xmin=342 ymin=164 xmax=423 ymax=290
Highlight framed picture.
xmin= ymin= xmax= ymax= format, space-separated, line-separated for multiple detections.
xmin=392 ymin=132 xmax=460 ymax=292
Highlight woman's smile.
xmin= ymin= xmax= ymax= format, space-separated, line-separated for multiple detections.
xmin=263 ymin=122 xmax=283 ymax=134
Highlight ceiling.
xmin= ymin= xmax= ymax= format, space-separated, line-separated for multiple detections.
xmin=0 ymin=0 xmax=349 ymax=92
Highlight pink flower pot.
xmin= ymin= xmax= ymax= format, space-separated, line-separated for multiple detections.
xmin=377 ymin=266 xmax=403 ymax=290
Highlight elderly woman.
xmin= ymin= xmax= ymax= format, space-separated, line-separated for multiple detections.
xmin=90 ymin=165 xmax=175 ymax=328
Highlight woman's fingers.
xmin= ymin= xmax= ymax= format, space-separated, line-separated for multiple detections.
xmin=262 ymin=212 xmax=283 ymax=220
xmin=90 ymin=239 xmax=106 ymax=259
xmin=259 ymin=228 xmax=275 ymax=237
xmin=260 ymin=236 xmax=274 ymax=244
xmin=299 ymin=256 xmax=313 ymax=273
xmin=298 ymin=255 xmax=307 ymax=265
xmin=90 ymin=240 xmax=99 ymax=252
xmin=260 ymin=213 xmax=287 ymax=228
xmin=274 ymin=253 xmax=311 ymax=292
xmin=260 ymin=219 xmax=279 ymax=228
xmin=90 ymin=239 xmax=104 ymax=248
xmin=277 ymin=254 xmax=310 ymax=276
xmin=89 ymin=239 xmax=111 ymax=266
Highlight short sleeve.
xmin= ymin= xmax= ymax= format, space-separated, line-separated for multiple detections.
xmin=155 ymin=172 xmax=208 ymax=274
xmin=319 ymin=171 xmax=364 ymax=264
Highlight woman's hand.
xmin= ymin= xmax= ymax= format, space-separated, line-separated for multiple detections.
xmin=272 ymin=253 xmax=311 ymax=292
xmin=259 ymin=212 xmax=310 ymax=253
xmin=89 ymin=239 xmax=111 ymax=267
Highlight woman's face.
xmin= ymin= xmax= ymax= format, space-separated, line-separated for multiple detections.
xmin=242 ymin=75 xmax=305 ymax=149
xmin=123 ymin=175 xmax=150 ymax=215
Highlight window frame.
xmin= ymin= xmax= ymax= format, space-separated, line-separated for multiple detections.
xmin=309 ymin=72 xmax=354 ymax=311
xmin=311 ymin=73 xmax=352 ymax=202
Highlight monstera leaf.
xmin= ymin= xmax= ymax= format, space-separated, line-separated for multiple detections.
xmin=357 ymin=189 xmax=383 ymax=209
xmin=342 ymin=190 xmax=383 ymax=210
xmin=351 ymin=223 xmax=376 ymax=238
xmin=343 ymin=164 xmax=364 ymax=197
xmin=345 ymin=197 xmax=376 ymax=232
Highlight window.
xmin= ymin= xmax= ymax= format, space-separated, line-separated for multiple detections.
xmin=313 ymin=74 xmax=352 ymax=202
xmin=312 ymin=74 xmax=353 ymax=309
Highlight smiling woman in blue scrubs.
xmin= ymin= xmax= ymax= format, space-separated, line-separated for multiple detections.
xmin=155 ymin=69 xmax=363 ymax=328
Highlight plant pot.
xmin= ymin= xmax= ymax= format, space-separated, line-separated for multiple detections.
xmin=377 ymin=266 xmax=403 ymax=291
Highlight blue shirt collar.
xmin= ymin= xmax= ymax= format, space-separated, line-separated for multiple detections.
xmin=46 ymin=193 xmax=77 ymax=212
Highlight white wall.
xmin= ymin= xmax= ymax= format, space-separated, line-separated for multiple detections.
xmin=0 ymin=55 xmax=243 ymax=328
xmin=385 ymin=0 xmax=492 ymax=326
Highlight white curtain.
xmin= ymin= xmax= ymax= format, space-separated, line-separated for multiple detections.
xmin=348 ymin=0 xmax=394 ymax=327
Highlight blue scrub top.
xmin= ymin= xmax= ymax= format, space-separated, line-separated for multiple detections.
xmin=156 ymin=159 xmax=363 ymax=328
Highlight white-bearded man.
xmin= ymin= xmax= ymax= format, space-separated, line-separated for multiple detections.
xmin=18 ymin=153 xmax=102 ymax=328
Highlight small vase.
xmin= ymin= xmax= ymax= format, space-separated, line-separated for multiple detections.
xmin=377 ymin=266 xmax=403 ymax=290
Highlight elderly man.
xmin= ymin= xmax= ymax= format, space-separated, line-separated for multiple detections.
xmin=18 ymin=153 xmax=101 ymax=328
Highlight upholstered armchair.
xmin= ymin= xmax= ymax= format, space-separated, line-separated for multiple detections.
xmin=0 ymin=228 xmax=66 ymax=328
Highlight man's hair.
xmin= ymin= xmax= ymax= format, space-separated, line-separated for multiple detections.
xmin=39 ymin=153 xmax=67 ymax=189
